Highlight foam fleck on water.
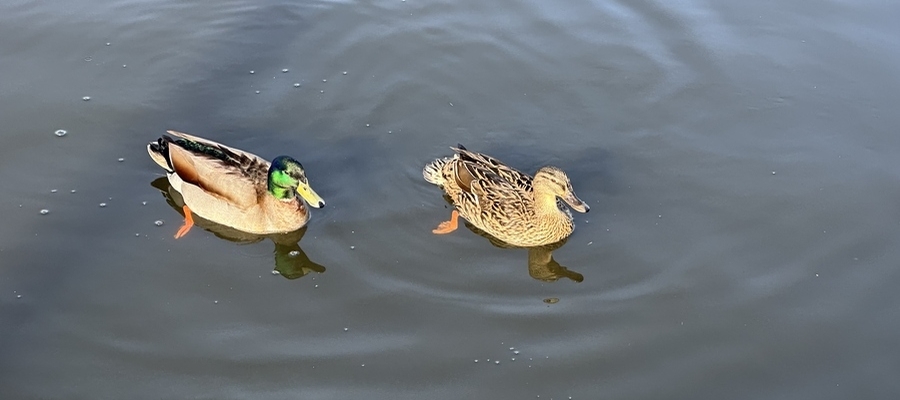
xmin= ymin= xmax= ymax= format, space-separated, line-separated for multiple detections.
xmin=40 ymin=209 xmax=50 ymax=215
xmin=289 ymin=250 xmax=300 ymax=257
xmin=54 ymin=130 xmax=67 ymax=137
xmin=99 ymin=203 xmax=107 ymax=207
xmin=154 ymin=220 xmax=164 ymax=226
xmin=282 ymin=68 xmax=289 ymax=73
xmin=293 ymin=83 xmax=300 ymax=87
xmin=82 ymin=96 xmax=91 ymax=101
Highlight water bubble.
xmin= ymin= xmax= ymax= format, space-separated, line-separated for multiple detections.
xmin=293 ymin=83 xmax=300 ymax=87
xmin=315 ymin=284 xmax=318 ymax=288
xmin=271 ymin=270 xmax=280 ymax=275
xmin=474 ymin=360 xmax=479 ymax=363
xmin=141 ymin=201 xmax=147 ymax=206
xmin=70 ymin=189 xmax=77 ymax=193
xmin=771 ymin=171 xmax=776 ymax=175
xmin=350 ymin=245 xmax=355 ymax=250
xmin=154 ymin=220 xmax=164 ymax=226
xmin=17 ymin=294 xmax=22 ymax=299
xmin=289 ymin=250 xmax=300 ymax=257
xmin=40 ymin=209 xmax=50 ymax=215
xmin=250 ymin=70 xmax=255 ymax=74
xmin=494 ymin=360 xmax=500 ymax=365
xmin=135 ymin=233 xmax=140 ymax=237
xmin=320 ymin=90 xmax=324 ymax=93
xmin=54 ymin=129 xmax=67 ymax=137
xmin=282 ymin=68 xmax=289 ymax=73
xmin=123 ymin=64 xmax=127 ymax=68
xmin=513 ymin=350 xmax=520 ymax=355
xmin=99 ymin=203 xmax=107 ymax=207
xmin=509 ymin=347 xmax=515 ymax=351
xmin=82 ymin=96 xmax=91 ymax=101
xmin=51 ymin=189 xmax=58 ymax=193
xmin=84 ymin=57 xmax=92 ymax=62
xmin=117 ymin=158 xmax=125 ymax=162
xmin=255 ymin=90 xmax=260 ymax=94
xmin=322 ymin=79 xmax=327 ymax=82
xmin=343 ymin=328 xmax=349 ymax=332
xmin=342 ymin=71 xmax=348 ymax=75
xmin=214 ymin=300 xmax=218 ymax=304
xmin=365 ymin=124 xmax=370 ymax=127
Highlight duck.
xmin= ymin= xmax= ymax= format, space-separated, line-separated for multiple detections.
xmin=422 ymin=144 xmax=589 ymax=247
xmin=147 ymin=130 xmax=324 ymax=238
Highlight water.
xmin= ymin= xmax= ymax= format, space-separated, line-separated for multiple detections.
xmin=2 ymin=0 xmax=900 ymax=399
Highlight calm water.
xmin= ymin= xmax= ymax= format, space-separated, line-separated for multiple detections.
xmin=2 ymin=0 xmax=900 ymax=398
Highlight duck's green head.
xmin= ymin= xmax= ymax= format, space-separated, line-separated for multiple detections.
xmin=268 ymin=156 xmax=325 ymax=208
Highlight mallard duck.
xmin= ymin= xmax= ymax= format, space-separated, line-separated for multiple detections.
xmin=423 ymin=144 xmax=589 ymax=247
xmin=147 ymin=130 xmax=324 ymax=238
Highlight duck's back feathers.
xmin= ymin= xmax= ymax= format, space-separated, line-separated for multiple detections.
xmin=147 ymin=131 xmax=271 ymax=209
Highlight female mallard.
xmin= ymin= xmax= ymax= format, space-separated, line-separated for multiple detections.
xmin=147 ymin=130 xmax=324 ymax=238
xmin=423 ymin=144 xmax=589 ymax=247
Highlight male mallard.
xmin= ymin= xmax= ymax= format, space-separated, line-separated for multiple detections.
xmin=423 ymin=144 xmax=589 ymax=247
xmin=147 ymin=130 xmax=324 ymax=238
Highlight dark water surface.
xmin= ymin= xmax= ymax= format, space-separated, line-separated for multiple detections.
xmin=2 ymin=0 xmax=900 ymax=398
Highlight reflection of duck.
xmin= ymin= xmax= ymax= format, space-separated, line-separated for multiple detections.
xmin=462 ymin=219 xmax=584 ymax=283
xmin=147 ymin=130 xmax=325 ymax=238
xmin=423 ymin=144 xmax=589 ymax=247
xmin=151 ymin=177 xmax=326 ymax=280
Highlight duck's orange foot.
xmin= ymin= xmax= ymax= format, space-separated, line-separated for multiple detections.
xmin=432 ymin=210 xmax=459 ymax=234
xmin=174 ymin=205 xmax=194 ymax=239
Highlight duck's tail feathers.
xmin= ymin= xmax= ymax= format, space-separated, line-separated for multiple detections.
xmin=147 ymin=136 xmax=175 ymax=173
xmin=423 ymin=157 xmax=451 ymax=185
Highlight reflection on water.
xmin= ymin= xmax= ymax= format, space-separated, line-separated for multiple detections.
xmin=462 ymin=220 xmax=584 ymax=283
xmin=150 ymin=177 xmax=326 ymax=279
